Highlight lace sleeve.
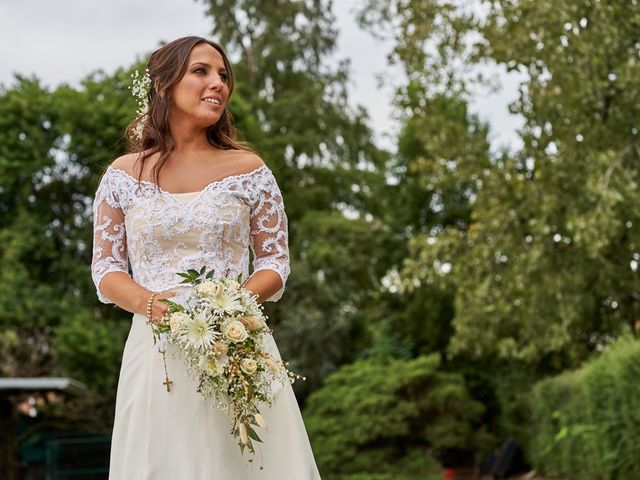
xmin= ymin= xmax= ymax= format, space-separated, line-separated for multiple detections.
xmin=91 ymin=170 xmax=129 ymax=304
xmin=247 ymin=167 xmax=290 ymax=302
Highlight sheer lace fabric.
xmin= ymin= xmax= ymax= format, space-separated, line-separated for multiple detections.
xmin=91 ymin=164 xmax=290 ymax=304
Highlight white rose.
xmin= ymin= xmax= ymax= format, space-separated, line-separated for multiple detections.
xmin=264 ymin=356 xmax=282 ymax=373
xmin=195 ymin=280 xmax=219 ymax=297
xmin=239 ymin=314 xmax=264 ymax=332
xmin=241 ymin=358 xmax=258 ymax=375
xmin=222 ymin=319 xmax=248 ymax=343
xmin=169 ymin=312 xmax=190 ymax=332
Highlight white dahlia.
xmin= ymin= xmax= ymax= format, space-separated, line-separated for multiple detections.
xmin=179 ymin=311 xmax=219 ymax=352
xmin=208 ymin=286 xmax=243 ymax=314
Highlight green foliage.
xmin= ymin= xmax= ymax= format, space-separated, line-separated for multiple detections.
xmin=4 ymin=0 xmax=637 ymax=471
xmin=356 ymin=0 xmax=495 ymax=361
xmin=380 ymin=94 xmax=491 ymax=357
xmin=365 ymin=0 xmax=640 ymax=368
xmin=528 ymin=336 xmax=640 ymax=479
xmin=51 ymin=310 xmax=129 ymax=395
xmin=354 ymin=0 xmax=640 ymax=463
xmin=304 ymin=354 xmax=493 ymax=477
xmin=441 ymin=0 xmax=640 ymax=364
xmin=0 ymin=69 xmax=138 ymax=422
xmin=356 ymin=0 xmax=479 ymax=99
xmin=326 ymin=450 xmax=442 ymax=480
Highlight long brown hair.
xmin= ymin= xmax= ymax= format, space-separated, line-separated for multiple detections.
xmin=124 ymin=36 xmax=254 ymax=186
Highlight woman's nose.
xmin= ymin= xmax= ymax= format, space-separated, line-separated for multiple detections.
xmin=209 ymin=75 xmax=224 ymax=89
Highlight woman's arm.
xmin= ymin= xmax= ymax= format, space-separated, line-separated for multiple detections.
xmin=91 ymin=169 xmax=174 ymax=318
xmin=242 ymin=269 xmax=283 ymax=305
xmin=244 ymin=166 xmax=291 ymax=302
xmin=99 ymin=272 xmax=177 ymax=317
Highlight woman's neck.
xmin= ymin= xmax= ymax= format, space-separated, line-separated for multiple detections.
xmin=169 ymin=118 xmax=215 ymax=158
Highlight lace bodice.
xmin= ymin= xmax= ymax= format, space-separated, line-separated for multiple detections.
xmin=91 ymin=163 xmax=290 ymax=305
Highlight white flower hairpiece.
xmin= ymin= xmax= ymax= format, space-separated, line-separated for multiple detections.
xmin=128 ymin=68 xmax=152 ymax=141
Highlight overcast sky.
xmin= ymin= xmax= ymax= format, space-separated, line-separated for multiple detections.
xmin=0 ymin=0 xmax=524 ymax=153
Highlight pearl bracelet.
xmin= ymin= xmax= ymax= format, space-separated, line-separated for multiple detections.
xmin=146 ymin=292 xmax=158 ymax=324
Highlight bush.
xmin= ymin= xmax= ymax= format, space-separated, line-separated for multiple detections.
xmin=528 ymin=336 xmax=640 ymax=479
xmin=304 ymin=353 xmax=492 ymax=478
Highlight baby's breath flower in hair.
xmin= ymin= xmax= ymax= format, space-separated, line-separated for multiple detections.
xmin=128 ymin=68 xmax=152 ymax=141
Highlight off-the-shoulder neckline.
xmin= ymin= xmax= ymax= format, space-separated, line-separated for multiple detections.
xmin=106 ymin=164 xmax=270 ymax=196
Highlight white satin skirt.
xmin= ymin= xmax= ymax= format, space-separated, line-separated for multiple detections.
xmin=108 ymin=313 xmax=321 ymax=479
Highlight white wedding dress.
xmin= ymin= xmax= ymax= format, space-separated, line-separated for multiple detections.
xmin=91 ymin=162 xmax=321 ymax=479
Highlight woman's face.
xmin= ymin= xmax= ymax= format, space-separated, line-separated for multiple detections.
xmin=168 ymin=43 xmax=230 ymax=128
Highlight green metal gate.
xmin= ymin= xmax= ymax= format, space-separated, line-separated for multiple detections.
xmin=44 ymin=435 xmax=110 ymax=480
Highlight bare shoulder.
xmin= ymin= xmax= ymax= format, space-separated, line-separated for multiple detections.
xmin=110 ymin=150 xmax=157 ymax=175
xmin=109 ymin=152 xmax=141 ymax=175
xmin=225 ymin=149 xmax=266 ymax=172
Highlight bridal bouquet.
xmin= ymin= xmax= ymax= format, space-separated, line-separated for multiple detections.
xmin=148 ymin=267 xmax=303 ymax=464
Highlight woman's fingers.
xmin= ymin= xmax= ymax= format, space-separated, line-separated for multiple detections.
xmin=151 ymin=291 xmax=178 ymax=321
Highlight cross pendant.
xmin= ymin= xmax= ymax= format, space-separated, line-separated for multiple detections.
xmin=163 ymin=377 xmax=173 ymax=392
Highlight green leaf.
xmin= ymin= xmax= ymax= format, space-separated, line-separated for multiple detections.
xmin=157 ymin=299 xmax=184 ymax=313
xmin=246 ymin=425 xmax=263 ymax=443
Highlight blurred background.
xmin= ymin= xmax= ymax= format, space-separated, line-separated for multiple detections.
xmin=1 ymin=0 xmax=639 ymax=479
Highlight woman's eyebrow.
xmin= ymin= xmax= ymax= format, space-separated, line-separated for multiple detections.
xmin=190 ymin=61 xmax=227 ymax=72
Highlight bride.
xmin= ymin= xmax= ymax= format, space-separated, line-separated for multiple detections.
xmin=91 ymin=35 xmax=321 ymax=479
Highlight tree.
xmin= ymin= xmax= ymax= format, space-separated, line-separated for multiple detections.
xmin=352 ymin=0 xmax=640 ymax=451
xmin=304 ymin=354 xmax=493 ymax=478
xmin=0 ymin=72 xmax=139 ymax=477
xmin=0 ymin=70 xmax=140 ymax=414
xmin=355 ymin=0 xmax=493 ymax=359
xmin=361 ymin=0 xmax=640 ymax=367
xmin=199 ymin=0 xmax=394 ymax=393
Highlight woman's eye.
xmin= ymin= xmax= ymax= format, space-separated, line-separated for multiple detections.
xmin=194 ymin=68 xmax=206 ymax=74
xmin=220 ymin=73 xmax=228 ymax=82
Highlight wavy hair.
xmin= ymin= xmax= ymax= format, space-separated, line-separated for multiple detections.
xmin=124 ymin=36 xmax=254 ymax=186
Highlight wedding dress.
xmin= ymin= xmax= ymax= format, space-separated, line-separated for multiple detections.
xmin=91 ymin=162 xmax=321 ymax=479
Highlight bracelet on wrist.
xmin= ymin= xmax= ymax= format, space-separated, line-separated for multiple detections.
xmin=146 ymin=292 xmax=158 ymax=324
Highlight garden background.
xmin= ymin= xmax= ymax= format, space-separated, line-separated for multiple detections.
xmin=1 ymin=0 xmax=639 ymax=479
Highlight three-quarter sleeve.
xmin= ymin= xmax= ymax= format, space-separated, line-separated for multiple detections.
xmin=91 ymin=170 xmax=129 ymax=304
xmin=247 ymin=167 xmax=291 ymax=302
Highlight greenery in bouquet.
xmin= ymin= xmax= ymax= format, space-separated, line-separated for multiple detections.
xmin=149 ymin=266 xmax=304 ymax=464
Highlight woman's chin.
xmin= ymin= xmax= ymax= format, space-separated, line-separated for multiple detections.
xmin=204 ymin=109 xmax=224 ymax=122
xmin=195 ymin=114 xmax=221 ymax=129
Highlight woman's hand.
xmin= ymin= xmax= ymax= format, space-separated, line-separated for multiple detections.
xmin=240 ymin=270 xmax=282 ymax=304
xmin=148 ymin=290 xmax=178 ymax=325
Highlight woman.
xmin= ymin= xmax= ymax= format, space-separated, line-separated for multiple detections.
xmin=91 ymin=35 xmax=321 ymax=479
